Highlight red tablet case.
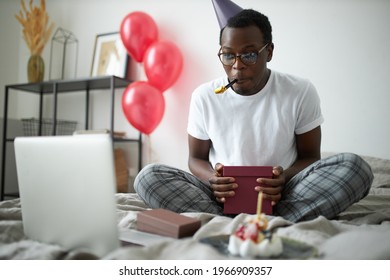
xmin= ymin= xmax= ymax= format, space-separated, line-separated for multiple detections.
xmin=222 ymin=166 xmax=273 ymax=215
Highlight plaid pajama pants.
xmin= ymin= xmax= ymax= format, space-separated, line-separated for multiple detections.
xmin=134 ymin=153 xmax=373 ymax=222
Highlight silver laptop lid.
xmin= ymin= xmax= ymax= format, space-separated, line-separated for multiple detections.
xmin=14 ymin=134 xmax=120 ymax=257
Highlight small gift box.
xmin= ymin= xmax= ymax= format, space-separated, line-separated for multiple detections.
xmin=137 ymin=208 xmax=201 ymax=238
xmin=222 ymin=166 xmax=273 ymax=215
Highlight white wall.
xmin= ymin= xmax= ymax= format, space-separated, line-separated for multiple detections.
xmin=1 ymin=0 xmax=389 ymax=175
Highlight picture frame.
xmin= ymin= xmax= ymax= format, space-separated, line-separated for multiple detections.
xmin=91 ymin=32 xmax=130 ymax=78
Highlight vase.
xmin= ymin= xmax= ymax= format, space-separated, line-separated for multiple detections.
xmin=27 ymin=54 xmax=44 ymax=83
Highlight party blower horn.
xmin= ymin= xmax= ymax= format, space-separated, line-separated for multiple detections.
xmin=211 ymin=0 xmax=243 ymax=29
xmin=214 ymin=79 xmax=237 ymax=94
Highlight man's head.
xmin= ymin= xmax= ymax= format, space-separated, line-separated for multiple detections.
xmin=218 ymin=9 xmax=274 ymax=95
xmin=219 ymin=9 xmax=272 ymax=45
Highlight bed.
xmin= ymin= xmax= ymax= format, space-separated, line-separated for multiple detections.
xmin=1 ymin=153 xmax=390 ymax=260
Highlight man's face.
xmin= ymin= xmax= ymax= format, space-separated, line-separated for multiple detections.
xmin=219 ymin=25 xmax=273 ymax=95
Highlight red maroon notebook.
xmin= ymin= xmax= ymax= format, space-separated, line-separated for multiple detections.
xmin=222 ymin=166 xmax=273 ymax=215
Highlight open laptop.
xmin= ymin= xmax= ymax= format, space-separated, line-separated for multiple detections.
xmin=14 ymin=134 xmax=171 ymax=258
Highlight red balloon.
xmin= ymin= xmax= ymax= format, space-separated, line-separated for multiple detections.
xmin=144 ymin=41 xmax=183 ymax=92
xmin=120 ymin=12 xmax=158 ymax=63
xmin=122 ymin=81 xmax=165 ymax=135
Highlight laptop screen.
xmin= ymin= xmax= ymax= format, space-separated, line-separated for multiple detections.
xmin=14 ymin=134 xmax=120 ymax=257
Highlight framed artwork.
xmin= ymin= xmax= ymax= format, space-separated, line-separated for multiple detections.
xmin=91 ymin=32 xmax=129 ymax=78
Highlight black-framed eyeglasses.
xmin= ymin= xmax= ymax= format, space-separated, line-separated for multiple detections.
xmin=217 ymin=44 xmax=269 ymax=66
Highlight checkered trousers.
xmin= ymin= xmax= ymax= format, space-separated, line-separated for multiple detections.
xmin=134 ymin=153 xmax=373 ymax=222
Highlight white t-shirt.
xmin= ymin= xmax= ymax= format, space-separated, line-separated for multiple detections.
xmin=187 ymin=70 xmax=324 ymax=169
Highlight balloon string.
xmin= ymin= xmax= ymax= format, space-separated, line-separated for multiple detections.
xmin=147 ymin=134 xmax=152 ymax=164
xmin=136 ymin=62 xmax=146 ymax=81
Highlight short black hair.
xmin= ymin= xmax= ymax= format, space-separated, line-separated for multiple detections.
xmin=219 ymin=9 xmax=273 ymax=45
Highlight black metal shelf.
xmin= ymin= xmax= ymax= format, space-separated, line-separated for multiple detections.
xmin=6 ymin=76 xmax=133 ymax=94
xmin=1 ymin=75 xmax=142 ymax=201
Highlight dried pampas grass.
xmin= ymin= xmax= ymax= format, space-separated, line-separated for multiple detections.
xmin=15 ymin=0 xmax=55 ymax=55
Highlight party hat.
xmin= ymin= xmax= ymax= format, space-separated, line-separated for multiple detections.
xmin=211 ymin=0 xmax=243 ymax=29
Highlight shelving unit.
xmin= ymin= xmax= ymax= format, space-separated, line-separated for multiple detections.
xmin=1 ymin=75 xmax=142 ymax=201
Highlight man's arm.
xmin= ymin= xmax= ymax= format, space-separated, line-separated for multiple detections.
xmin=188 ymin=134 xmax=214 ymax=182
xmin=284 ymin=126 xmax=322 ymax=182
xmin=188 ymin=134 xmax=237 ymax=203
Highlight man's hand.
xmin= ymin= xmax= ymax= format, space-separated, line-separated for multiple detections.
xmin=208 ymin=163 xmax=238 ymax=203
xmin=255 ymin=166 xmax=285 ymax=206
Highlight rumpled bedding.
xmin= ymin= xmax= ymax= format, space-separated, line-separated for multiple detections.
xmin=1 ymin=154 xmax=390 ymax=260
